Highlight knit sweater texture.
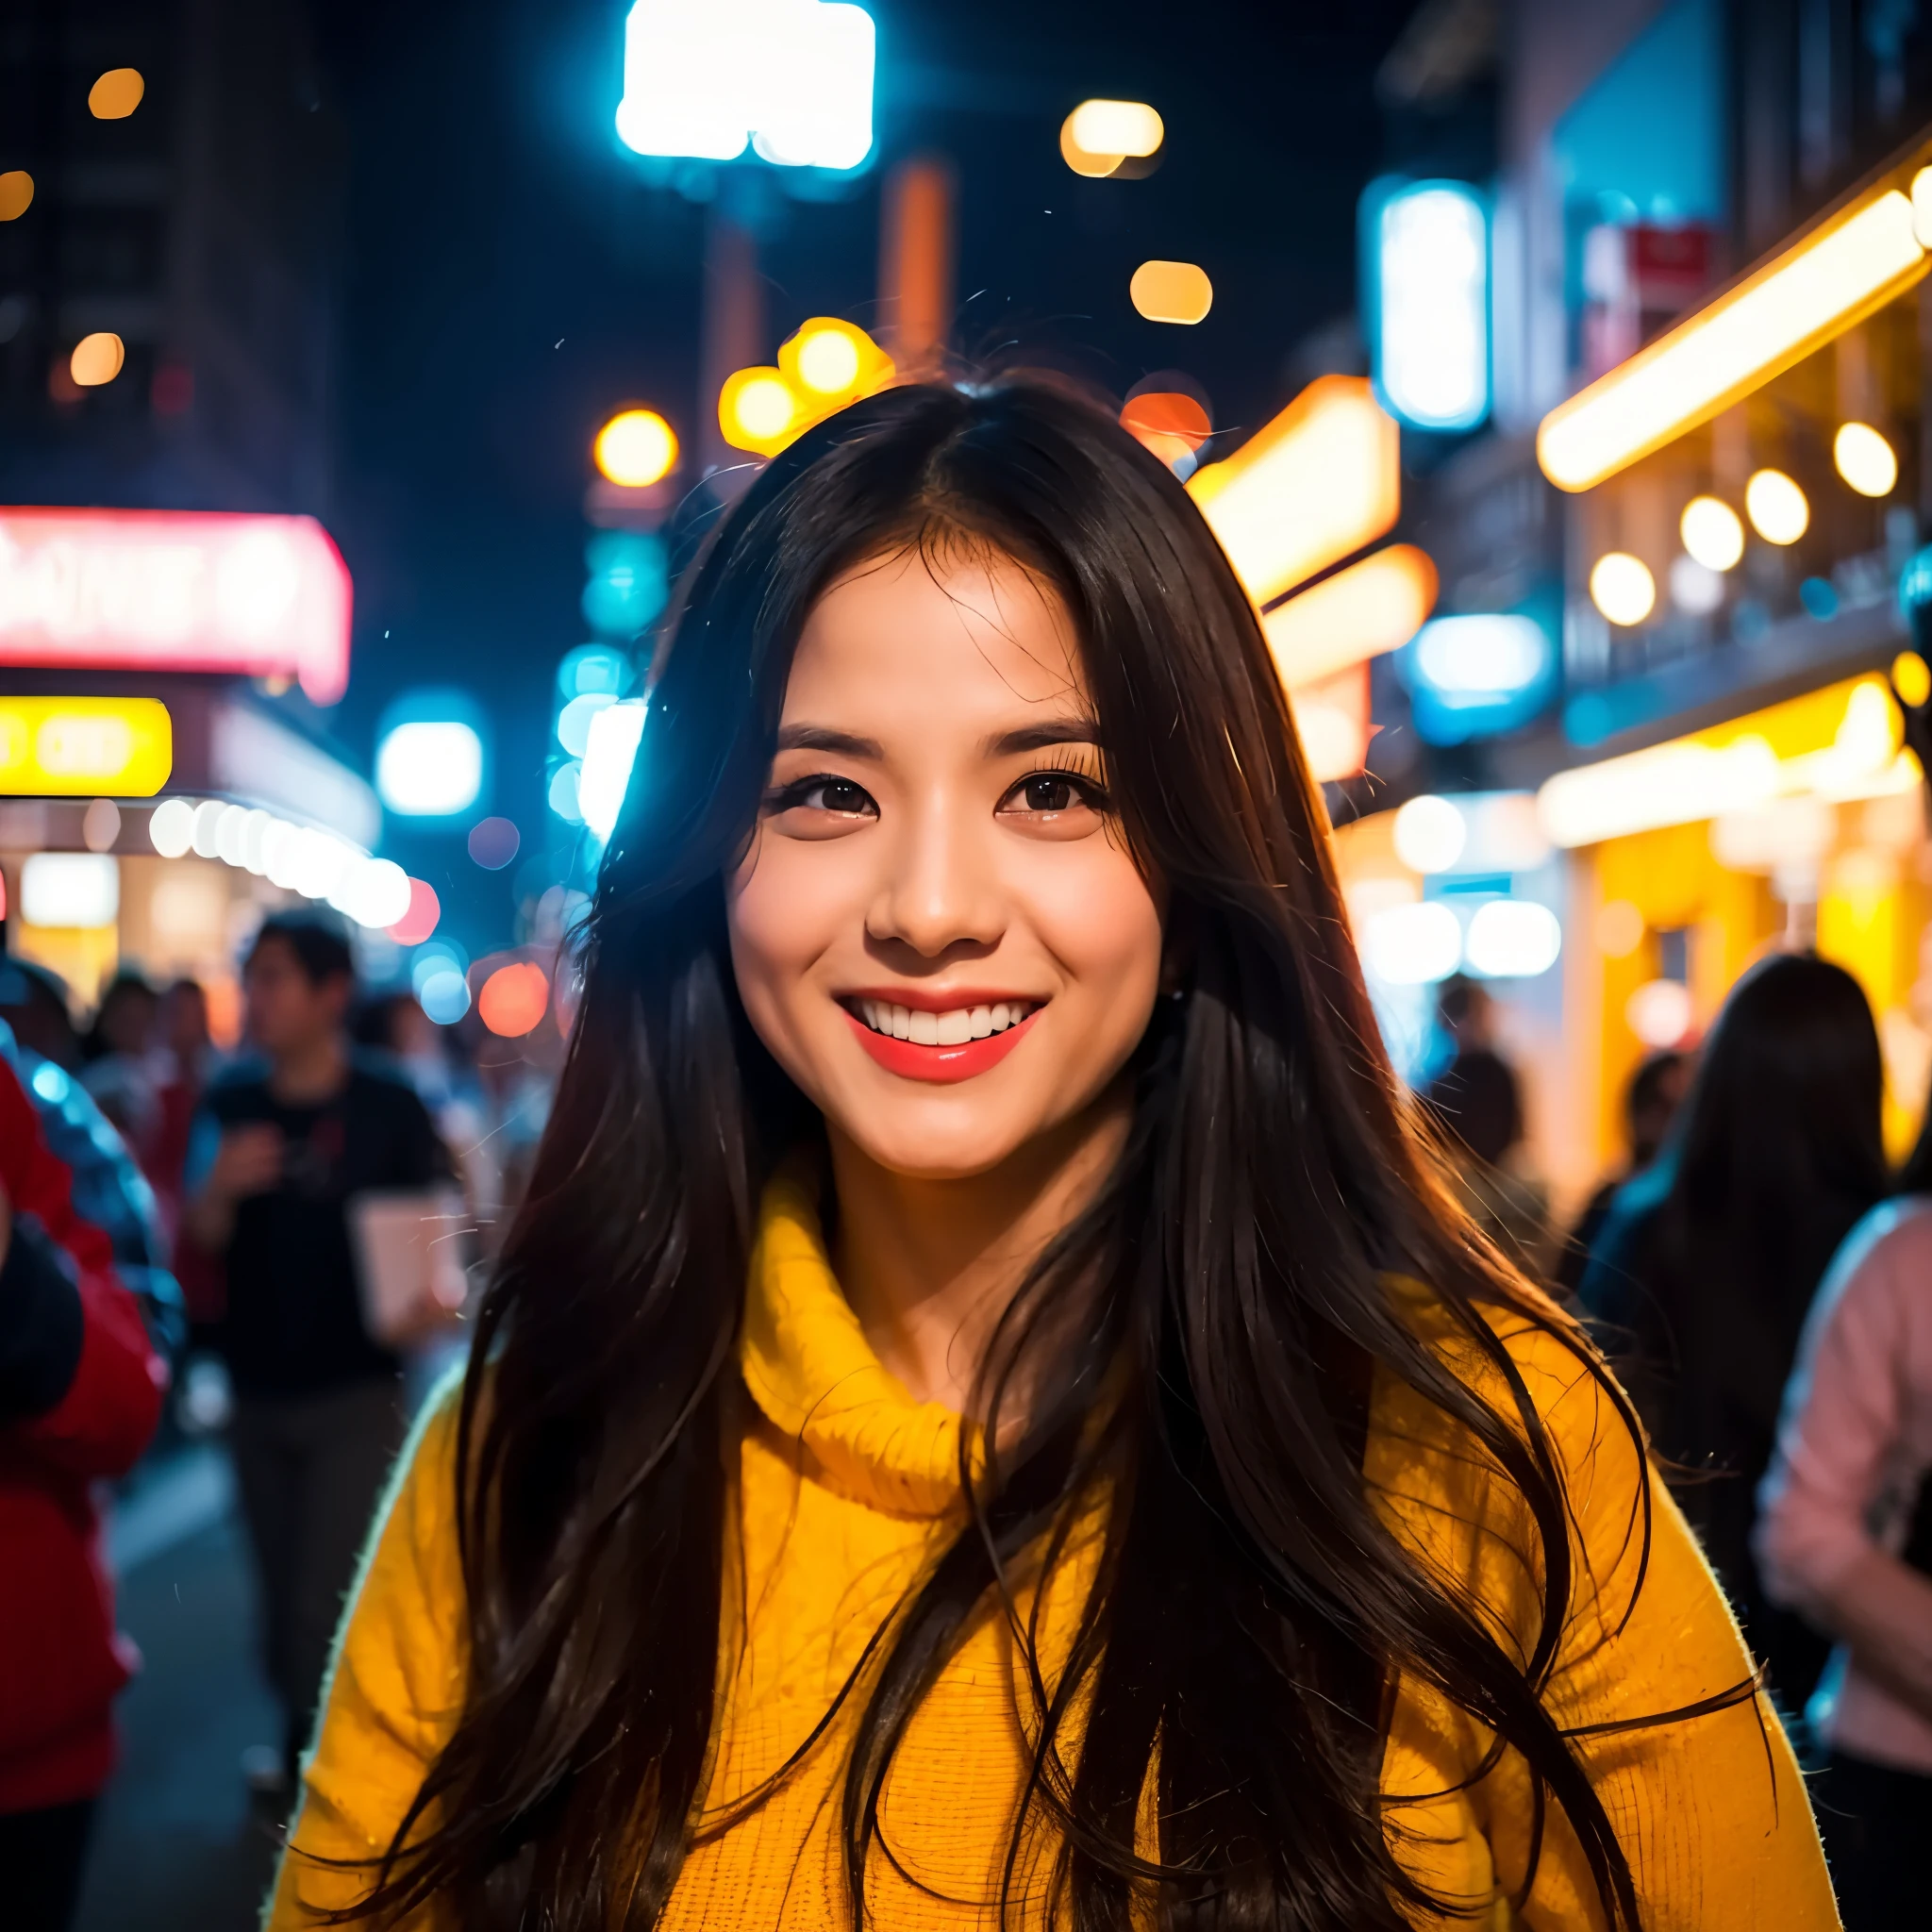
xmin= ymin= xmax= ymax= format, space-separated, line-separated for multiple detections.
xmin=267 ymin=1169 xmax=1839 ymax=1929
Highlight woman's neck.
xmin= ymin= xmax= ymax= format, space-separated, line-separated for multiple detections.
xmin=826 ymin=1081 xmax=1132 ymax=1411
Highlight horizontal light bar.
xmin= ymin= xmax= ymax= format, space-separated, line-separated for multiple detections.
xmin=1538 ymin=677 xmax=1917 ymax=846
xmin=1259 ymin=544 xmax=1437 ymax=689
xmin=0 ymin=696 xmax=172 ymax=795
xmin=1188 ymin=376 xmax=1401 ymax=605
xmin=1537 ymin=184 xmax=1928 ymax=492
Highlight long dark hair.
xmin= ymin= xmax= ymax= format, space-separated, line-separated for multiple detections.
xmin=1644 ymin=951 xmax=1889 ymax=1448
xmin=350 ymin=378 xmax=1680 ymax=1929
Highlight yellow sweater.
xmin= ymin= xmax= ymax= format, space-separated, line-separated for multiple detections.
xmin=268 ymin=1173 xmax=1839 ymax=1929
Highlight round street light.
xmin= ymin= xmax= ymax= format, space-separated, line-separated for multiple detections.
xmin=593 ymin=408 xmax=679 ymax=488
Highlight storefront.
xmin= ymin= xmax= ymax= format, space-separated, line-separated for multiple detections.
xmin=1341 ymin=124 xmax=1932 ymax=1208
xmin=0 ymin=508 xmax=386 ymax=1036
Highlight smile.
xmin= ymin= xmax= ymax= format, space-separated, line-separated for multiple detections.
xmin=839 ymin=995 xmax=1044 ymax=1084
xmin=853 ymin=998 xmax=1039 ymax=1044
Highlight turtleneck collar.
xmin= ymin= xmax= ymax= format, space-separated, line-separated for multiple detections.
xmin=740 ymin=1165 xmax=975 ymax=1518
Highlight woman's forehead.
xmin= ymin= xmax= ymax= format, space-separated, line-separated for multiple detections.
xmin=785 ymin=544 xmax=1092 ymax=724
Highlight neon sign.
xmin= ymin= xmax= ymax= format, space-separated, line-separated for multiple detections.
xmin=0 ymin=696 xmax=173 ymax=795
xmin=0 ymin=509 xmax=352 ymax=704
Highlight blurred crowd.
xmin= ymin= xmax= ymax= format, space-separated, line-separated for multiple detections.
xmin=5 ymin=908 xmax=1932 ymax=1928
xmin=1424 ymin=954 xmax=1931 ymax=1930
xmin=0 ymin=916 xmax=563 ymax=1929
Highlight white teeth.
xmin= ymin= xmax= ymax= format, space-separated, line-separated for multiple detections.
xmin=853 ymin=1000 xmax=1036 ymax=1041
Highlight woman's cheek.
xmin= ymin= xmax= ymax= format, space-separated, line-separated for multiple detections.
xmin=726 ymin=840 xmax=858 ymax=1057
xmin=1019 ymin=842 xmax=1164 ymax=1016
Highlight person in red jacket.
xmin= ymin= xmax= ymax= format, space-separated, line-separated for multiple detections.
xmin=0 ymin=1050 xmax=167 ymax=1929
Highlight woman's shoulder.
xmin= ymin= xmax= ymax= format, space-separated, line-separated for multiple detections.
xmin=341 ymin=1367 xmax=470 ymax=1652
xmin=1374 ymin=1274 xmax=1620 ymax=1449
xmin=1367 ymin=1279 xmax=1646 ymax=1618
xmin=391 ymin=1367 xmax=469 ymax=1560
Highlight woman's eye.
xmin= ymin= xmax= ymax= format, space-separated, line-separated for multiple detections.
xmin=771 ymin=774 xmax=876 ymax=818
xmin=998 ymin=771 xmax=1107 ymax=818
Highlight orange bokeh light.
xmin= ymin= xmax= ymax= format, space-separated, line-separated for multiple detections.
xmin=1121 ymin=391 xmax=1210 ymax=469
xmin=478 ymin=961 xmax=549 ymax=1038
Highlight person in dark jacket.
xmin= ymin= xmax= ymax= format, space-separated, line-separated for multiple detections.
xmin=1580 ymin=951 xmax=1890 ymax=1721
xmin=1552 ymin=1048 xmax=1691 ymax=1297
xmin=184 ymin=911 xmax=452 ymax=1790
xmin=0 ymin=1043 xmax=167 ymax=1930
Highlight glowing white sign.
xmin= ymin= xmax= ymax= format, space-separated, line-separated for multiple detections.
xmin=0 ymin=509 xmax=351 ymax=703
xmin=1372 ymin=181 xmax=1490 ymax=433
xmin=616 ymin=0 xmax=876 ymax=172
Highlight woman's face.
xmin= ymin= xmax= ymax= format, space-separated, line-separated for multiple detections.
xmin=726 ymin=543 xmax=1164 ymax=1181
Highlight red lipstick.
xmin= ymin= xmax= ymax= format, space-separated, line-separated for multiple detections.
xmin=841 ymin=1004 xmax=1042 ymax=1085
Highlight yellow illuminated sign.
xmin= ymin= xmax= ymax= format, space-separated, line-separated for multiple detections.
xmin=1538 ymin=183 xmax=1930 ymax=491
xmin=1537 ymin=675 xmax=1913 ymax=848
xmin=1187 ymin=376 xmax=1401 ymax=606
xmin=0 ymin=696 xmax=173 ymax=795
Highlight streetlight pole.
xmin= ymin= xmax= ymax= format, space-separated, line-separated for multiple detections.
xmin=701 ymin=204 xmax=766 ymax=496
xmin=878 ymin=155 xmax=956 ymax=376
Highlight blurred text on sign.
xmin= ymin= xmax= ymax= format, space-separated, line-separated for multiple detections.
xmin=0 ymin=508 xmax=352 ymax=705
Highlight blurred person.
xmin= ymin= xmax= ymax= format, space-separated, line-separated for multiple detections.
xmin=0 ymin=958 xmax=81 ymax=1071
xmin=1552 ymin=1049 xmax=1692 ymax=1296
xmin=1582 ymin=952 xmax=1889 ymax=1719
xmin=184 ymin=912 xmax=452 ymax=1792
xmin=350 ymin=991 xmax=497 ymax=1403
xmin=1420 ymin=974 xmax=1549 ymax=1266
xmin=0 ymin=1017 xmax=181 ymax=1362
xmin=77 ymin=971 xmax=159 ymax=1146
xmin=352 ymin=996 xmax=492 ymax=1177
xmin=78 ymin=970 xmax=156 ymax=1066
xmin=1757 ymin=1103 xmax=1932 ymax=1926
xmin=142 ymin=978 xmax=225 ymax=1331
xmin=0 ymin=1049 xmax=167 ymax=1929
xmin=270 ymin=381 xmax=1830 ymax=1930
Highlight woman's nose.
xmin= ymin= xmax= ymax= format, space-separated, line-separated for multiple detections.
xmin=866 ymin=796 xmax=1005 ymax=959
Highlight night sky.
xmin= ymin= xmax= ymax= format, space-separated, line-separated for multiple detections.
xmin=309 ymin=0 xmax=1423 ymax=943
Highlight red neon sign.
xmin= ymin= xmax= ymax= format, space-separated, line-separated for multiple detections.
xmin=0 ymin=508 xmax=352 ymax=704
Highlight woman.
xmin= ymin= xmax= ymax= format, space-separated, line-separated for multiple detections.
xmin=1757 ymin=1108 xmax=1932 ymax=1927
xmin=270 ymin=379 xmax=1832 ymax=1929
xmin=1580 ymin=953 xmax=1889 ymax=1720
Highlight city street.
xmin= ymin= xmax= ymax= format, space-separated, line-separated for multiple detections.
xmin=77 ymin=1451 xmax=279 ymax=1932
xmin=7 ymin=2 xmax=1932 ymax=1926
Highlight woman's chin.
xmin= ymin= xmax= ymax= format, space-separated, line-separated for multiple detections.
xmin=828 ymin=1097 xmax=1058 ymax=1185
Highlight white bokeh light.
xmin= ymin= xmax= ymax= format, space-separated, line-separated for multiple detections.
xmin=1363 ymin=900 xmax=1462 ymax=985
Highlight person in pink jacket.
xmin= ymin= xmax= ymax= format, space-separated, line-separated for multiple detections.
xmin=1757 ymin=1173 xmax=1932 ymax=1929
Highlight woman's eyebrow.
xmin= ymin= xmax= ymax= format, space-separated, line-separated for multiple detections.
xmin=774 ymin=724 xmax=884 ymax=758
xmin=984 ymin=718 xmax=1103 ymax=757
